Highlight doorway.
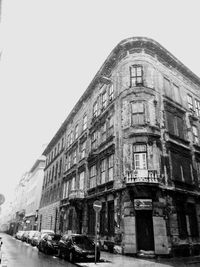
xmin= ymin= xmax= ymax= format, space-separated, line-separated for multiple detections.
xmin=136 ymin=210 xmax=154 ymax=251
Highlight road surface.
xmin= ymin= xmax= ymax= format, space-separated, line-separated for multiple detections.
xmin=0 ymin=233 xmax=75 ymax=267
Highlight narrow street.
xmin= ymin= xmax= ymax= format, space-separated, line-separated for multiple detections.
xmin=0 ymin=233 xmax=75 ymax=267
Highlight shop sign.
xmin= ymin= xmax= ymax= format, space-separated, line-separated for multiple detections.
xmin=134 ymin=199 xmax=152 ymax=210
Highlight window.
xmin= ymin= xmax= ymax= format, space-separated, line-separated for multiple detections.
xmin=61 ymin=137 xmax=64 ymax=149
xmin=130 ymin=65 xmax=143 ymax=87
xmin=63 ymin=181 xmax=69 ymax=199
xmin=101 ymin=122 xmax=106 ymax=143
xmin=166 ymin=109 xmax=186 ymax=139
xmin=177 ymin=202 xmax=199 ymax=238
xmin=108 ymin=84 xmax=114 ymax=101
xmin=54 ymin=147 xmax=57 ymax=157
xmin=192 ymin=125 xmax=199 ymax=144
xmin=58 ymin=158 xmax=62 ymax=176
xmin=72 ymin=149 xmax=77 ymax=165
xmin=131 ymin=102 xmax=145 ymax=125
xmin=70 ymin=176 xmax=75 ymax=191
xmin=133 ymin=144 xmax=147 ymax=170
xmin=195 ymin=99 xmax=200 ymax=117
xmin=108 ymin=154 xmax=114 ymax=181
xmin=172 ymin=84 xmax=181 ymax=103
xmin=164 ymin=78 xmax=172 ymax=98
xmin=75 ymin=124 xmax=79 ymax=139
xmin=79 ymin=171 xmax=85 ymax=190
xmin=91 ymin=131 xmax=97 ymax=150
xmin=55 ymin=162 xmax=58 ymax=180
xmin=187 ymin=94 xmax=193 ymax=110
xmin=83 ymin=114 xmax=87 ymax=131
xmin=80 ymin=141 xmax=86 ymax=159
xmin=69 ymin=131 xmax=73 ymax=145
xmin=93 ymin=102 xmax=98 ymax=118
xmin=89 ymin=165 xmax=97 ymax=188
xmin=171 ymin=151 xmax=193 ymax=184
xmin=107 ymin=116 xmax=114 ymax=137
xmin=51 ymin=166 xmax=55 ymax=182
xmin=67 ymin=133 xmax=70 ymax=147
xmin=100 ymin=159 xmax=106 ymax=184
xmin=102 ymin=91 xmax=107 ymax=110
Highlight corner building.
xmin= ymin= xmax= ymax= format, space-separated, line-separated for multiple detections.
xmin=52 ymin=37 xmax=200 ymax=257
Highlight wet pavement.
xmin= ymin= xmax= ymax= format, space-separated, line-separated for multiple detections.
xmin=0 ymin=233 xmax=75 ymax=267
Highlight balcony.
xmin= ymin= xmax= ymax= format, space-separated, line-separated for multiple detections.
xmin=126 ymin=169 xmax=159 ymax=184
xmin=69 ymin=189 xmax=85 ymax=200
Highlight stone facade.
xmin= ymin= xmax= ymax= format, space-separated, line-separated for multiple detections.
xmin=42 ymin=37 xmax=200 ymax=257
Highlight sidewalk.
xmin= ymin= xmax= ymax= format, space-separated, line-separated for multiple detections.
xmin=76 ymin=251 xmax=200 ymax=267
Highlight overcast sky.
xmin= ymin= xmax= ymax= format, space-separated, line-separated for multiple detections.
xmin=0 ymin=0 xmax=200 ymax=209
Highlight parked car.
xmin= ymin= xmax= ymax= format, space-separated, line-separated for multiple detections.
xmin=27 ymin=230 xmax=38 ymax=244
xmin=36 ymin=230 xmax=55 ymax=247
xmin=21 ymin=231 xmax=30 ymax=242
xmin=15 ymin=231 xmax=24 ymax=240
xmin=30 ymin=231 xmax=41 ymax=246
xmin=38 ymin=233 xmax=61 ymax=255
xmin=58 ymin=234 xmax=100 ymax=262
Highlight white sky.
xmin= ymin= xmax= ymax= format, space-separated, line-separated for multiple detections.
xmin=0 ymin=0 xmax=200 ymax=209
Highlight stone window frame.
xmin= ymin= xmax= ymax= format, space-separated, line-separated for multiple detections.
xmin=130 ymin=64 xmax=143 ymax=87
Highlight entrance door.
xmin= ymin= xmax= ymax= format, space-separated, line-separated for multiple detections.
xmin=136 ymin=211 xmax=154 ymax=251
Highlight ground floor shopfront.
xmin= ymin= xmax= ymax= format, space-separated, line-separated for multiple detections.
xmin=38 ymin=201 xmax=60 ymax=232
xmin=57 ymin=186 xmax=200 ymax=257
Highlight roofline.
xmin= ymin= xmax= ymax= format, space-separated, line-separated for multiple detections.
xmin=43 ymin=37 xmax=200 ymax=155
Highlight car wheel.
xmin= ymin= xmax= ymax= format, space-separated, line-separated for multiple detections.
xmin=69 ymin=251 xmax=75 ymax=262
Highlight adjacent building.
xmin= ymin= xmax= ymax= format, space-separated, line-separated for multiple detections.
xmin=38 ymin=132 xmax=65 ymax=232
xmin=40 ymin=37 xmax=200 ymax=257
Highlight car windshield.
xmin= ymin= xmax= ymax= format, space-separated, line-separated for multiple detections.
xmin=48 ymin=234 xmax=61 ymax=241
xmin=72 ymin=236 xmax=93 ymax=250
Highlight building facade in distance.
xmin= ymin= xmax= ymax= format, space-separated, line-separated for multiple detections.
xmin=43 ymin=37 xmax=200 ymax=257
xmin=38 ymin=132 xmax=65 ymax=232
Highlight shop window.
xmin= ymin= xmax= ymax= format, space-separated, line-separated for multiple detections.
xmin=100 ymin=202 xmax=106 ymax=235
xmin=100 ymin=159 xmax=106 ymax=184
xmin=107 ymin=201 xmax=114 ymax=236
xmin=108 ymin=154 xmax=114 ymax=181
xmin=131 ymin=102 xmax=145 ymax=125
xmin=89 ymin=165 xmax=97 ymax=188
xmin=130 ymin=65 xmax=143 ymax=87
xmin=195 ymin=99 xmax=200 ymax=117
xmin=166 ymin=110 xmax=186 ymax=140
xmin=187 ymin=94 xmax=193 ymax=110
xmin=88 ymin=203 xmax=95 ymax=235
xmin=68 ymin=209 xmax=73 ymax=230
xmin=133 ymin=144 xmax=147 ymax=170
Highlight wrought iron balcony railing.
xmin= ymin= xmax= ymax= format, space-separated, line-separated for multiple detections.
xmin=126 ymin=169 xmax=159 ymax=184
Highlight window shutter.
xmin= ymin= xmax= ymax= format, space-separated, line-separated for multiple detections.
xmin=122 ymin=100 xmax=131 ymax=129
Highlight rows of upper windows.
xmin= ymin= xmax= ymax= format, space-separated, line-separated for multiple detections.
xmin=92 ymin=84 xmax=114 ymax=119
xmin=43 ymin=157 xmax=63 ymax=189
xmin=62 ymin=152 xmax=114 ymax=200
xmin=40 ymin=182 xmax=61 ymax=207
xmin=45 ymin=137 xmax=64 ymax=167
